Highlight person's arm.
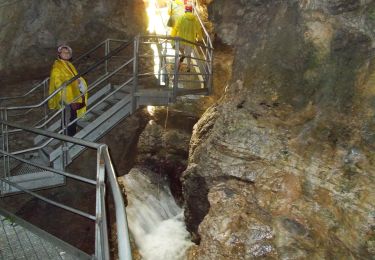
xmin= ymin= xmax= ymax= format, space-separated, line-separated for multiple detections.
xmin=171 ymin=16 xmax=181 ymax=37
xmin=171 ymin=25 xmax=177 ymax=37
xmin=67 ymin=62 xmax=86 ymax=107
xmin=48 ymin=66 xmax=63 ymax=109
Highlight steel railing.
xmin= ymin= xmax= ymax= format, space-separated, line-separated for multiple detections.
xmin=0 ymin=39 xmax=130 ymax=136
xmin=0 ymin=35 xmax=212 ymax=139
xmin=0 ymin=39 xmax=114 ymax=103
xmin=149 ymin=0 xmax=213 ymax=96
xmin=0 ymin=39 xmax=133 ymax=158
xmin=136 ymin=35 xmax=213 ymax=100
xmin=0 ymin=120 xmax=132 ymax=260
xmin=0 ymin=6 xmax=214 ymax=258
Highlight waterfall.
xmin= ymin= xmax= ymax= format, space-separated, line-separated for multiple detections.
xmin=120 ymin=168 xmax=193 ymax=260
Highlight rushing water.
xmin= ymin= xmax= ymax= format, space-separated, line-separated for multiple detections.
xmin=120 ymin=168 xmax=193 ymax=260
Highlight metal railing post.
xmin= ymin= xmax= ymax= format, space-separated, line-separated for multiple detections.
xmin=103 ymin=146 xmax=132 ymax=260
xmin=163 ymin=40 xmax=169 ymax=88
xmin=132 ymin=35 xmax=139 ymax=113
xmin=208 ymin=48 xmax=213 ymax=95
xmin=0 ymin=109 xmax=5 ymax=195
xmin=0 ymin=39 xmax=137 ymax=258
xmin=192 ymin=1 xmax=213 ymax=95
xmin=95 ymin=147 xmax=110 ymax=260
xmin=173 ymin=39 xmax=180 ymax=101
xmin=105 ymin=39 xmax=110 ymax=74
xmin=60 ymin=97 xmax=67 ymax=170
xmin=43 ymin=80 xmax=48 ymax=127
xmin=0 ymin=109 xmax=10 ymax=194
xmin=4 ymin=109 xmax=9 ymax=181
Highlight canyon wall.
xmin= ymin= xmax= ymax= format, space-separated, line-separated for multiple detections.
xmin=184 ymin=0 xmax=375 ymax=258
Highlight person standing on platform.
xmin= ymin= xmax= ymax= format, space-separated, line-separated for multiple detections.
xmin=171 ymin=4 xmax=202 ymax=72
xmin=48 ymin=45 xmax=88 ymax=136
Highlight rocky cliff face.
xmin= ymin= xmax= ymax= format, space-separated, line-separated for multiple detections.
xmin=2 ymin=0 xmax=375 ymax=258
xmin=0 ymin=0 xmax=146 ymax=84
xmin=184 ymin=0 xmax=375 ymax=258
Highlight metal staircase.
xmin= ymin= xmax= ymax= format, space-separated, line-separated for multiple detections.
xmin=1 ymin=33 xmax=212 ymax=192
xmin=0 ymin=3 xmax=213 ymax=259
xmin=1 ymin=207 xmax=90 ymax=259
xmin=0 ymin=124 xmax=131 ymax=259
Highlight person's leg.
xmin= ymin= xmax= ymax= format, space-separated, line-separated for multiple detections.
xmin=184 ymin=45 xmax=193 ymax=72
xmin=67 ymin=105 xmax=77 ymax=136
xmin=178 ymin=46 xmax=185 ymax=71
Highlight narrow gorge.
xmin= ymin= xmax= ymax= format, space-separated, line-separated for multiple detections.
xmin=0 ymin=0 xmax=374 ymax=259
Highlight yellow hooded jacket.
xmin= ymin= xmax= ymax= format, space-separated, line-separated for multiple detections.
xmin=48 ymin=59 xmax=88 ymax=118
xmin=171 ymin=12 xmax=202 ymax=46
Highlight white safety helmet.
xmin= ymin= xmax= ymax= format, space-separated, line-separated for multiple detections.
xmin=57 ymin=45 xmax=72 ymax=56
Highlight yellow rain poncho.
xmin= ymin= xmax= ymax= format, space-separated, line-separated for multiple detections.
xmin=168 ymin=0 xmax=185 ymax=27
xmin=48 ymin=59 xmax=88 ymax=118
xmin=171 ymin=12 xmax=202 ymax=46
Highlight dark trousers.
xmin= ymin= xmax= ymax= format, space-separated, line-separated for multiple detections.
xmin=63 ymin=105 xmax=77 ymax=137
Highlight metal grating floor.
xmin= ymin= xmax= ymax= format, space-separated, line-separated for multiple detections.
xmin=10 ymin=155 xmax=48 ymax=177
xmin=0 ymin=215 xmax=78 ymax=260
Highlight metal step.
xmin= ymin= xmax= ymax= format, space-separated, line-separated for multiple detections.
xmin=1 ymin=171 xmax=65 ymax=195
xmin=38 ymin=146 xmax=54 ymax=164
xmin=33 ymin=83 xmax=112 ymax=145
xmin=135 ymin=89 xmax=172 ymax=106
xmin=0 ymin=153 xmax=64 ymax=196
xmin=0 ymin=208 xmax=90 ymax=259
xmin=77 ymin=120 xmax=91 ymax=129
xmin=62 ymin=102 xmax=133 ymax=164
xmin=49 ymin=95 xmax=132 ymax=163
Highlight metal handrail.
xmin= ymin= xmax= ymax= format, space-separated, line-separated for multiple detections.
xmin=0 ymin=78 xmax=48 ymax=102
xmin=0 ymin=120 xmax=132 ymax=260
xmin=192 ymin=2 xmax=213 ymax=49
xmin=103 ymin=146 xmax=132 ymax=260
xmin=1 ymin=40 xmax=135 ymax=157
xmin=0 ymin=149 xmax=96 ymax=184
xmin=32 ymin=57 xmax=134 ymax=133
xmin=140 ymin=35 xmax=213 ymax=50
xmin=0 ymin=27 xmax=213 ymax=258
xmin=0 ymin=39 xmax=108 ymax=102
xmin=135 ymin=34 xmax=212 ymax=99
xmin=1 ymin=40 xmax=131 ymax=111
xmin=7 ymin=75 xmax=134 ymax=156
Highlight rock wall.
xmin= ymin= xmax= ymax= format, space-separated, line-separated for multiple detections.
xmin=0 ymin=0 xmax=147 ymax=84
xmin=184 ymin=0 xmax=375 ymax=258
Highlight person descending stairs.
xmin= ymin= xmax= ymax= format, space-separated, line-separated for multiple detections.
xmin=171 ymin=4 xmax=202 ymax=72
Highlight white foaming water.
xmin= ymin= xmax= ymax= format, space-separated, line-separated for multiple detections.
xmin=120 ymin=168 xmax=193 ymax=260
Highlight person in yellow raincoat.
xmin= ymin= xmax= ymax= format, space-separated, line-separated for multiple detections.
xmin=48 ymin=45 xmax=88 ymax=136
xmin=171 ymin=4 xmax=202 ymax=72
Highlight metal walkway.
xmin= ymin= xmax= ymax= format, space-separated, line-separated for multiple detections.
xmin=0 ymin=2 xmax=213 ymax=259
xmin=0 ymin=209 xmax=89 ymax=260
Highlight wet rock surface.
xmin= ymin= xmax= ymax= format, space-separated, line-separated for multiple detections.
xmin=183 ymin=0 xmax=375 ymax=259
xmin=2 ymin=0 xmax=375 ymax=258
xmin=185 ymin=83 xmax=375 ymax=259
xmin=136 ymin=107 xmax=199 ymax=203
xmin=0 ymin=0 xmax=147 ymax=84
